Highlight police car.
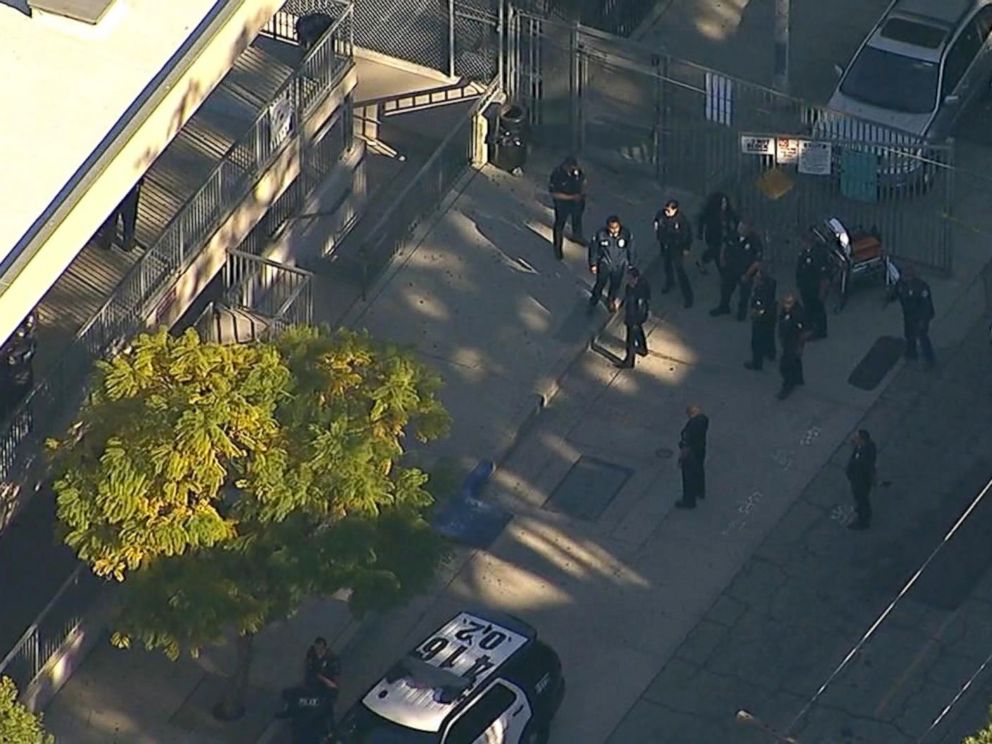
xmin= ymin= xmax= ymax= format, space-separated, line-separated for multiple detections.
xmin=338 ymin=611 xmax=565 ymax=744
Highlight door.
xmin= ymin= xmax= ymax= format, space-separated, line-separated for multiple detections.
xmin=441 ymin=680 xmax=532 ymax=744
xmin=934 ymin=17 xmax=983 ymax=133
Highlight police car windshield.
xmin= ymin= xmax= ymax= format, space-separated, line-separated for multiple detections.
xmin=342 ymin=705 xmax=437 ymax=744
xmin=840 ymin=46 xmax=938 ymax=114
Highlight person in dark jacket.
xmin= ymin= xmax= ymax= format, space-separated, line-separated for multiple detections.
xmin=618 ymin=268 xmax=651 ymax=368
xmin=710 ymin=221 xmax=763 ymax=320
xmin=654 ymin=199 xmax=694 ymax=308
xmin=548 ymin=156 xmax=587 ymax=260
xmin=846 ymin=429 xmax=877 ymax=531
xmin=98 ymin=177 xmax=143 ymax=252
xmin=744 ymin=265 xmax=777 ymax=371
xmin=696 ymin=192 xmax=738 ymax=274
xmin=588 ymin=215 xmax=637 ymax=313
xmin=795 ymin=236 xmax=832 ymax=340
xmin=676 ymin=405 xmax=709 ymax=509
xmin=777 ymin=293 xmax=807 ymax=400
xmin=888 ymin=265 xmax=936 ymax=365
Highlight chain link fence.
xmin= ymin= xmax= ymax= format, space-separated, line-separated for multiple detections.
xmin=508 ymin=10 xmax=956 ymax=275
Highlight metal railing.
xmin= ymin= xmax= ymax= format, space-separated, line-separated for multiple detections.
xmin=0 ymin=566 xmax=102 ymax=694
xmin=355 ymin=76 xmax=503 ymax=297
xmin=0 ymin=3 xmax=354 ymax=489
xmin=223 ymin=250 xmax=314 ymax=335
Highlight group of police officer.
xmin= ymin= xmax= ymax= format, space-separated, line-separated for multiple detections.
xmin=548 ymin=156 xmax=938 ymax=396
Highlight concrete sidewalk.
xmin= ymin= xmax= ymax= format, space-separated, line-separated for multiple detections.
xmin=38 ymin=149 xmax=679 ymax=742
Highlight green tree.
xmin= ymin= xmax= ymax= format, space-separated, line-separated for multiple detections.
xmin=965 ymin=706 xmax=992 ymax=744
xmin=0 ymin=677 xmax=54 ymax=744
xmin=50 ymin=326 xmax=450 ymax=718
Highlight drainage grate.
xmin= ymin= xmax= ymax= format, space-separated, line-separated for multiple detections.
xmin=546 ymin=456 xmax=633 ymax=521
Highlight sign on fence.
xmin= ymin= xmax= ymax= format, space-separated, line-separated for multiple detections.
xmin=269 ymin=91 xmax=296 ymax=149
xmin=798 ymin=141 xmax=832 ymax=175
xmin=776 ymin=137 xmax=801 ymax=164
xmin=740 ymin=135 xmax=774 ymax=156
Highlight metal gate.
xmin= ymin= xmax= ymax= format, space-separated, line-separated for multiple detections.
xmin=507 ymin=9 xmax=956 ymax=275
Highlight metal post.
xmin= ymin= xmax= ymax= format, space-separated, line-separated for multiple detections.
xmin=569 ymin=23 xmax=582 ymax=154
xmin=448 ymin=0 xmax=456 ymax=78
xmin=497 ymin=0 xmax=505 ymax=93
xmin=773 ymin=0 xmax=790 ymax=93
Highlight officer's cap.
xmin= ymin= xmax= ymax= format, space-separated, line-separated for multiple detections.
xmin=665 ymin=199 xmax=679 ymax=210
xmin=606 ymin=214 xmax=621 ymax=224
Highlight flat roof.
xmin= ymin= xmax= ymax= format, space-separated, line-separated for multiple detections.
xmin=0 ymin=0 xmax=222 ymax=276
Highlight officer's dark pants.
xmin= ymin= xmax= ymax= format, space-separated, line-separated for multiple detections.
xmin=800 ymin=285 xmax=828 ymax=338
xmin=680 ymin=456 xmax=705 ymax=506
xmin=850 ymin=480 xmax=872 ymax=527
xmin=717 ymin=272 xmax=750 ymax=318
xmin=779 ymin=351 xmax=804 ymax=395
xmin=904 ymin=317 xmax=935 ymax=362
xmin=98 ymin=186 xmax=140 ymax=252
xmin=749 ymin=319 xmax=776 ymax=369
xmin=623 ymin=323 xmax=647 ymax=366
xmin=701 ymin=237 xmax=721 ymax=266
xmin=590 ymin=265 xmax=625 ymax=307
xmin=552 ymin=199 xmax=584 ymax=259
xmin=660 ymin=243 xmax=693 ymax=306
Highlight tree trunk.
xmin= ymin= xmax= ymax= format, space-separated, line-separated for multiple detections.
xmin=213 ymin=633 xmax=254 ymax=721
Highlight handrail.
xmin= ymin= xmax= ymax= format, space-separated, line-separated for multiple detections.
xmin=77 ymin=4 xmax=355 ymax=346
xmin=358 ymin=75 xmax=502 ymax=255
xmin=0 ymin=3 xmax=355 ymax=487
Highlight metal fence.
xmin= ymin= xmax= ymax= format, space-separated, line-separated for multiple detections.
xmin=222 ymin=250 xmax=315 ymax=335
xmin=0 ymin=5 xmax=353 ymax=488
xmin=507 ymin=9 xmax=956 ymax=274
xmin=353 ymin=0 xmax=502 ymax=82
xmin=354 ymin=76 xmax=503 ymax=296
xmin=0 ymin=566 xmax=103 ymax=695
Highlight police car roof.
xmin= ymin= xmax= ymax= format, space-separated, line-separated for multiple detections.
xmin=361 ymin=611 xmax=536 ymax=733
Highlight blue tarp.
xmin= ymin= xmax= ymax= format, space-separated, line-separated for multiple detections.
xmin=431 ymin=460 xmax=512 ymax=549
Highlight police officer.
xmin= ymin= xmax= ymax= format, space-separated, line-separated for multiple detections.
xmin=548 ymin=156 xmax=587 ymax=260
xmin=889 ymin=265 xmax=936 ymax=365
xmin=588 ymin=215 xmax=637 ymax=313
xmin=846 ymin=429 xmax=877 ymax=531
xmin=676 ymin=405 xmax=709 ymax=509
xmin=654 ymin=199 xmax=694 ymax=308
xmin=777 ymin=293 xmax=807 ymax=400
xmin=618 ymin=267 xmax=651 ymax=369
xmin=710 ymin=221 xmax=763 ymax=320
xmin=795 ymin=236 xmax=832 ymax=340
xmin=744 ymin=264 xmax=777 ymax=371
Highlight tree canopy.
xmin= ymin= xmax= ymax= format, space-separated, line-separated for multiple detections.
xmin=965 ymin=707 xmax=992 ymax=744
xmin=0 ymin=677 xmax=55 ymax=744
xmin=49 ymin=326 xmax=450 ymax=661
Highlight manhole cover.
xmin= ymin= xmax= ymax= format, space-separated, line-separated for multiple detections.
xmin=546 ymin=456 xmax=633 ymax=521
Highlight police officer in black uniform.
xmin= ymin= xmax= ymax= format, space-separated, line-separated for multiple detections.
xmin=588 ymin=215 xmax=637 ymax=313
xmin=676 ymin=405 xmax=709 ymax=509
xmin=548 ymin=156 xmax=587 ymax=260
xmin=654 ymin=199 xmax=694 ymax=308
xmin=795 ymin=236 xmax=832 ymax=340
xmin=618 ymin=268 xmax=651 ymax=369
xmin=711 ymin=221 xmax=763 ymax=320
xmin=744 ymin=264 xmax=777 ymax=371
xmin=846 ymin=429 xmax=877 ymax=531
xmin=777 ymin=293 xmax=807 ymax=400
xmin=889 ymin=265 xmax=936 ymax=365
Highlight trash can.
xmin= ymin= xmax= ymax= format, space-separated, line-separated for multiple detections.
xmin=493 ymin=103 xmax=529 ymax=174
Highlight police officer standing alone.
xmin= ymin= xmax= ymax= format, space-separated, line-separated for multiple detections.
xmin=777 ymin=293 xmax=807 ymax=400
xmin=846 ymin=429 xmax=877 ymax=531
xmin=618 ymin=267 xmax=651 ymax=369
xmin=676 ymin=405 xmax=709 ymax=509
xmin=890 ymin=265 xmax=936 ymax=365
xmin=744 ymin=264 xmax=777 ymax=371
xmin=711 ymin=221 xmax=763 ymax=320
xmin=795 ymin=235 xmax=832 ymax=340
xmin=654 ymin=199 xmax=694 ymax=308
xmin=548 ymin=156 xmax=587 ymax=260
xmin=588 ymin=215 xmax=637 ymax=313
